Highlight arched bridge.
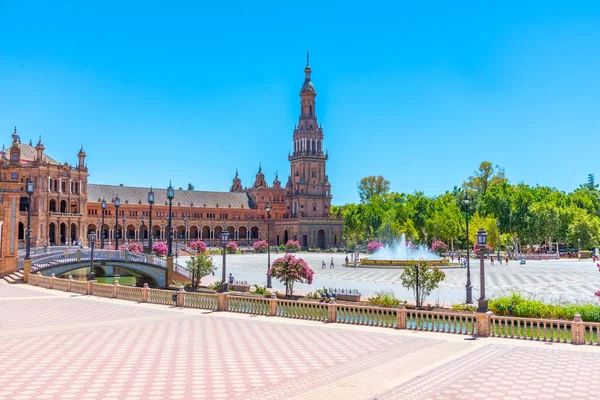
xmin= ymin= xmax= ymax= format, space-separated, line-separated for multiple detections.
xmin=25 ymin=249 xmax=189 ymax=288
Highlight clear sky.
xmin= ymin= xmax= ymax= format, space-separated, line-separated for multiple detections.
xmin=1 ymin=1 xmax=599 ymax=205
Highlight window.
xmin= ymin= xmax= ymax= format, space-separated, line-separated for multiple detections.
xmin=10 ymin=172 xmax=18 ymax=180
xmin=11 ymin=153 xmax=18 ymax=161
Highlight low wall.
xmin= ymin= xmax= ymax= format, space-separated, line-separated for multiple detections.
xmin=359 ymin=258 xmax=450 ymax=268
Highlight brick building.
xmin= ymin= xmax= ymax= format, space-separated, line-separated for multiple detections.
xmin=0 ymin=59 xmax=342 ymax=275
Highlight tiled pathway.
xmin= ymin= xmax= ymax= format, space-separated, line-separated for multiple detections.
xmin=1 ymin=282 xmax=598 ymax=400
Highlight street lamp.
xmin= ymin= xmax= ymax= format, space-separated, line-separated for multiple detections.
xmin=114 ymin=195 xmax=121 ymax=249
xmin=122 ymin=214 xmax=127 ymax=245
xmin=87 ymin=231 xmax=96 ymax=281
xmin=464 ymin=193 xmax=473 ymax=304
xmin=148 ymin=188 xmax=154 ymax=254
xmin=25 ymin=178 xmax=34 ymax=260
xmin=265 ymin=202 xmax=272 ymax=288
xmin=141 ymin=216 xmax=145 ymax=243
xmin=167 ymin=182 xmax=175 ymax=257
xmin=476 ymin=228 xmax=488 ymax=312
xmin=578 ymin=238 xmax=581 ymax=252
xmin=183 ymin=216 xmax=188 ymax=247
xmin=220 ymin=230 xmax=230 ymax=292
xmin=497 ymin=220 xmax=501 ymax=261
xmin=101 ymin=198 xmax=106 ymax=249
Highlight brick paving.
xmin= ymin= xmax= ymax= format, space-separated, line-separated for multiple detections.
xmin=1 ymin=283 xmax=599 ymax=400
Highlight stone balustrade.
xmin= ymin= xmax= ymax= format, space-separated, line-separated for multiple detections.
xmin=27 ymin=273 xmax=600 ymax=347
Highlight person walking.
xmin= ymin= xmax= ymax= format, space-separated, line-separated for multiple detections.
xmin=228 ymin=273 xmax=234 ymax=285
xmin=322 ymin=260 xmax=326 ymax=269
xmin=491 ymin=256 xmax=494 ymax=266
xmin=345 ymin=255 xmax=349 ymax=267
xmin=330 ymin=257 xmax=335 ymax=269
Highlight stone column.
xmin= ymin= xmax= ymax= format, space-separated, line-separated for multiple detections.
xmin=270 ymin=298 xmax=278 ymax=316
xmin=327 ymin=298 xmax=337 ymax=323
xmin=396 ymin=305 xmax=407 ymax=329
xmin=23 ymin=259 xmax=31 ymax=283
xmin=217 ymin=293 xmax=228 ymax=311
xmin=571 ymin=313 xmax=586 ymax=345
xmin=166 ymin=256 xmax=174 ymax=287
xmin=112 ymin=279 xmax=120 ymax=298
xmin=476 ymin=311 xmax=493 ymax=337
xmin=176 ymin=286 xmax=185 ymax=307
xmin=142 ymin=283 xmax=149 ymax=302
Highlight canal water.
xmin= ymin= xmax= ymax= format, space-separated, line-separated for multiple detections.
xmin=59 ymin=267 xmax=138 ymax=286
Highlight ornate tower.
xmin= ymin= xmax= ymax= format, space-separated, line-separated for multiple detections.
xmin=77 ymin=144 xmax=86 ymax=169
xmin=253 ymin=163 xmax=267 ymax=188
xmin=35 ymin=136 xmax=45 ymax=162
xmin=286 ymin=54 xmax=331 ymax=218
xmin=230 ymin=169 xmax=243 ymax=192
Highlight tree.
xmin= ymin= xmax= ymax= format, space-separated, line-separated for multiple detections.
xmin=463 ymin=161 xmax=507 ymax=197
xmin=399 ymin=261 xmax=445 ymax=307
xmin=268 ymin=254 xmax=314 ymax=296
xmin=187 ymin=183 xmax=195 ymax=190
xmin=186 ymin=254 xmax=216 ymax=288
xmin=358 ymin=175 xmax=390 ymax=203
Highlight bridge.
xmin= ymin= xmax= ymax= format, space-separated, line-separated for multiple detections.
xmin=20 ymin=249 xmax=189 ymax=288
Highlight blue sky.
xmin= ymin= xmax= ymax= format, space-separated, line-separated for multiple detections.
xmin=1 ymin=1 xmax=599 ymax=204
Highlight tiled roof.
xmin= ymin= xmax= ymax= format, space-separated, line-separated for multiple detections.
xmin=14 ymin=143 xmax=60 ymax=165
xmin=88 ymin=184 xmax=252 ymax=209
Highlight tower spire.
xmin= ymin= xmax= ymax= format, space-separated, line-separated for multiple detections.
xmin=306 ymin=50 xmax=309 ymax=67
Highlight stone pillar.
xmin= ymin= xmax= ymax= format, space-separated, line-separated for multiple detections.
xmin=67 ymin=275 xmax=73 ymax=292
xmin=571 ymin=313 xmax=586 ymax=345
xmin=176 ymin=286 xmax=185 ymax=307
xmin=166 ymin=256 xmax=174 ymax=287
xmin=23 ymin=259 xmax=31 ymax=283
xmin=476 ymin=311 xmax=493 ymax=337
xmin=49 ymin=273 xmax=55 ymax=289
xmin=217 ymin=293 xmax=228 ymax=311
xmin=76 ymin=250 xmax=81 ymax=262
xmin=86 ymin=280 xmax=94 ymax=295
xmin=327 ymin=298 xmax=337 ymax=323
xmin=396 ymin=305 xmax=407 ymax=329
xmin=270 ymin=298 xmax=278 ymax=316
xmin=112 ymin=279 xmax=120 ymax=298
xmin=142 ymin=283 xmax=149 ymax=303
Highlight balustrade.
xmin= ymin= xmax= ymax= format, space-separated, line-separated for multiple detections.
xmin=148 ymin=289 xmax=174 ymax=305
xmin=183 ymin=292 xmax=218 ymax=310
xmin=117 ymin=286 xmax=144 ymax=302
xmin=228 ymin=295 xmax=270 ymax=315
xmin=336 ymin=304 xmax=396 ymax=328
xmin=277 ymin=299 xmax=328 ymax=321
xmin=407 ymin=310 xmax=476 ymax=335
xmin=490 ymin=316 xmax=571 ymax=343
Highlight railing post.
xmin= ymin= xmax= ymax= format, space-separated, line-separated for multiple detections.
xmin=166 ymin=256 xmax=174 ymax=287
xmin=49 ymin=273 xmax=55 ymax=290
xmin=113 ymin=279 xmax=120 ymax=298
xmin=571 ymin=313 xmax=586 ymax=345
xmin=142 ymin=283 xmax=149 ymax=303
xmin=217 ymin=293 xmax=228 ymax=311
xmin=86 ymin=280 xmax=94 ymax=295
xmin=67 ymin=275 xmax=73 ymax=292
xmin=124 ymin=251 xmax=129 ymax=262
xmin=270 ymin=298 xmax=278 ymax=316
xmin=176 ymin=286 xmax=185 ymax=307
xmin=35 ymin=272 xmax=41 ymax=286
xmin=396 ymin=305 xmax=407 ymax=329
xmin=328 ymin=298 xmax=337 ymax=323
xmin=476 ymin=311 xmax=492 ymax=337
xmin=23 ymin=259 xmax=31 ymax=283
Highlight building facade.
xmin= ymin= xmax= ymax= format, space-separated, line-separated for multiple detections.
xmin=0 ymin=60 xmax=342 ymax=275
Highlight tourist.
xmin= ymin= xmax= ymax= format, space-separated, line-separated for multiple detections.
xmin=490 ymin=256 xmax=494 ymax=266
xmin=330 ymin=257 xmax=334 ymax=269
xmin=505 ymin=256 xmax=509 ymax=264
xmin=451 ymin=253 xmax=454 ymax=262
xmin=351 ymin=253 xmax=354 ymax=261
xmin=498 ymin=257 xmax=502 ymax=265
xmin=458 ymin=255 xmax=461 ymax=265
xmin=228 ymin=273 xmax=234 ymax=285
xmin=322 ymin=260 xmax=326 ymax=269
xmin=345 ymin=255 xmax=349 ymax=267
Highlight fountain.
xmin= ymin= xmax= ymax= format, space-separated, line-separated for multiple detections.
xmin=360 ymin=234 xmax=449 ymax=268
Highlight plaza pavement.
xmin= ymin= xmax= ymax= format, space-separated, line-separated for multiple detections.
xmin=181 ymin=253 xmax=600 ymax=305
xmin=1 ymin=281 xmax=599 ymax=400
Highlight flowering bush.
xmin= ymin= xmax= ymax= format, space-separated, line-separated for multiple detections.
xmin=268 ymin=253 xmax=314 ymax=296
xmin=152 ymin=242 xmax=168 ymax=256
xmin=473 ymin=243 xmax=494 ymax=254
xmin=189 ymin=240 xmax=207 ymax=254
xmin=367 ymin=241 xmax=384 ymax=254
xmin=285 ymin=240 xmax=301 ymax=252
xmin=595 ymin=290 xmax=600 ymax=300
xmin=226 ymin=241 xmax=238 ymax=254
xmin=253 ymin=240 xmax=268 ymax=253
xmin=430 ymin=240 xmax=448 ymax=256
xmin=127 ymin=242 xmax=144 ymax=253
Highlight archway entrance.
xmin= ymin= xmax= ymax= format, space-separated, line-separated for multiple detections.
xmin=317 ymin=229 xmax=326 ymax=249
xmin=70 ymin=223 xmax=78 ymax=244
xmin=49 ymin=223 xmax=56 ymax=245
xmin=59 ymin=223 xmax=66 ymax=245
xmin=283 ymin=230 xmax=289 ymax=244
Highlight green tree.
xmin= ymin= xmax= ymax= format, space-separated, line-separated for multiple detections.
xmin=185 ymin=254 xmax=216 ymax=288
xmin=358 ymin=175 xmax=390 ymax=203
xmin=463 ymin=161 xmax=507 ymax=197
xmin=400 ymin=261 xmax=445 ymax=307
xmin=187 ymin=183 xmax=195 ymax=190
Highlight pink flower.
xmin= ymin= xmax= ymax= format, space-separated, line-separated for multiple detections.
xmin=152 ymin=242 xmax=168 ymax=256
xmin=367 ymin=241 xmax=384 ymax=254
xmin=189 ymin=240 xmax=207 ymax=254
xmin=253 ymin=240 xmax=269 ymax=252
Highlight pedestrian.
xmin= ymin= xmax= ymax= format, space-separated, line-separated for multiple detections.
xmin=505 ymin=256 xmax=509 ymax=265
xmin=498 ymin=257 xmax=502 ymax=265
xmin=354 ymin=259 xmax=357 ymax=267
xmin=345 ymin=255 xmax=349 ymax=267
xmin=330 ymin=257 xmax=334 ymax=269
xmin=458 ymin=255 xmax=461 ymax=265
xmin=228 ymin=273 xmax=234 ymax=285
xmin=451 ymin=253 xmax=454 ymax=262
xmin=322 ymin=260 xmax=326 ymax=269
xmin=490 ymin=256 xmax=494 ymax=266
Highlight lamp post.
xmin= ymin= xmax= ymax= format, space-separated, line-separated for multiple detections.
xmin=25 ymin=178 xmax=34 ymax=260
xmin=175 ymin=223 xmax=179 ymax=259
xmin=148 ymin=188 xmax=154 ymax=254
xmin=476 ymin=228 xmax=488 ymax=313
xmin=100 ymin=198 xmax=106 ymax=249
xmin=183 ymin=216 xmax=188 ymax=247
xmin=114 ymin=195 xmax=120 ymax=250
xmin=167 ymin=183 xmax=174 ymax=257
xmin=578 ymin=238 xmax=581 ymax=252
xmin=140 ymin=215 xmax=145 ymax=244
xmin=122 ymin=214 xmax=127 ymax=246
xmin=87 ymin=231 xmax=96 ymax=281
xmin=497 ymin=220 xmax=501 ymax=261
xmin=265 ymin=202 xmax=272 ymax=288
xmin=220 ymin=230 xmax=230 ymax=292
xmin=464 ymin=193 xmax=473 ymax=304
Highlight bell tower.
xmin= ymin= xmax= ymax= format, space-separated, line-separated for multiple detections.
xmin=287 ymin=55 xmax=331 ymax=219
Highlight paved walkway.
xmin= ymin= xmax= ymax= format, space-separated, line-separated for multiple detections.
xmin=1 ymin=281 xmax=598 ymax=400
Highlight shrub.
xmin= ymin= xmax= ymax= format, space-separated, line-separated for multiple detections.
xmin=152 ymin=242 xmax=167 ymax=256
xmin=226 ymin=241 xmax=238 ymax=254
xmin=189 ymin=240 xmax=207 ymax=254
xmin=430 ymin=240 xmax=448 ymax=256
xmin=185 ymin=254 xmax=216 ymax=288
xmin=367 ymin=290 xmax=400 ymax=307
xmin=367 ymin=241 xmax=384 ymax=254
xmin=400 ymin=261 xmax=446 ymax=307
xmin=253 ymin=240 xmax=268 ymax=253
xmin=207 ymin=281 xmax=221 ymax=291
xmin=251 ymin=284 xmax=270 ymax=295
xmin=451 ymin=303 xmax=477 ymax=312
xmin=126 ymin=242 xmax=143 ymax=253
xmin=473 ymin=243 xmax=494 ymax=254
xmin=268 ymin=253 xmax=314 ymax=296
xmin=285 ymin=240 xmax=301 ymax=252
